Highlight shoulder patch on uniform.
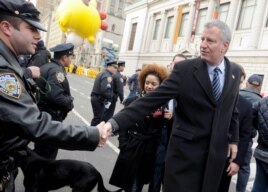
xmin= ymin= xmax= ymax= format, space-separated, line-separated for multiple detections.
xmin=0 ymin=73 xmax=21 ymax=99
xmin=107 ymin=76 xmax=112 ymax=83
xmin=56 ymin=72 xmax=65 ymax=83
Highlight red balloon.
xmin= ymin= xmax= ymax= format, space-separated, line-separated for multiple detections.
xmin=101 ymin=22 xmax=108 ymax=30
xmin=99 ymin=11 xmax=107 ymax=20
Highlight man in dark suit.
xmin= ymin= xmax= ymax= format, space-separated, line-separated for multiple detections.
xmin=102 ymin=20 xmax=242 ymax=192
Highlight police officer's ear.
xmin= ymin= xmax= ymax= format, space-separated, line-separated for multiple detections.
xmin=0 ymin=20 xmax=13 ymax=35
xmin=62 ymin=54 xmax=70 ymax=60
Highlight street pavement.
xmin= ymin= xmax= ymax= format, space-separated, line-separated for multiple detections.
xmin=15 ymin=73 xmax=256 ymax=192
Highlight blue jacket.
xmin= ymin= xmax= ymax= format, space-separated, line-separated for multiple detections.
xmin=127 ymin=74 xmax=138 ymax=92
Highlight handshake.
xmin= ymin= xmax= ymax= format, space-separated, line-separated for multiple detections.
xmin=96 ymin=121 xmax=113 ymax=147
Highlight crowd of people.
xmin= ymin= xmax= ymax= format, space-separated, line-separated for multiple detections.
xmin=0 ymin=0 xmax=267 ymax=192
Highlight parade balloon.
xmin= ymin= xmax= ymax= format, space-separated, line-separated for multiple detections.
xmin=66 ymin=32 xmax=84 ymax=46
xmin=56 ymin=0 xmax=101 ymax=44
xmin=101 ymin=22 xmax=108 ymax=31
xmin=99 ymin=11 xmax=107 ymax=20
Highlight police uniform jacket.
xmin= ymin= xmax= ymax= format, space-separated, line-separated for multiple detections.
xmin=111 ymin=57 xmax=241 ymax=192
xmin=36 ymin=59 xmax=73 ymax=121
xmin=0 ymin=40 xmax=99 ymax=159
xmin=240 ymin=88 xmax=262 ymax=104
xmin=28 ymin=47 xmax=51 ymax=67
xmin=91 ymin=69 xmax=113 ymax=102
xmin=113 ymin=71 xmax=124 ymax=102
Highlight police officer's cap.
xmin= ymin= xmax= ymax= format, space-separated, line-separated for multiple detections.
xmin=117 ymin=61 xmax=125 ymax=67
xmin=50 ymin=43 xmax=74 ymax=57
xmin=0 ymin=0 xmax=47 ymax=31
xmin=247 ymin=74 xmax=263 ymax=86
xmin=106 ymin=60 xmax=118 ymax=68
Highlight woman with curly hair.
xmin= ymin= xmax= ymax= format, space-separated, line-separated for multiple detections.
xmin=109 ymin=64 xmax=173 ymax=192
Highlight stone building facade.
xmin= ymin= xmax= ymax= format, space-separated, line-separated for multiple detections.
xmin=119 ymin=0 xmax=268 ymax=94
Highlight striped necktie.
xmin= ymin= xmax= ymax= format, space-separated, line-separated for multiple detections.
xmin=212 ymin=67 xmax=221 ymax=102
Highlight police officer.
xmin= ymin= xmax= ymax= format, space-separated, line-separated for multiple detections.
xmin=34 ymin=43 xmax=75 ymax=159
xmin=18 ymin=40 xmax=50 ymax=80
xmin=28 ymin=40 xmax=51 ymax=68
xmin=0 ymin=1 xmax=107 ymax=191
xmin=90 ymin=61 xmax=118 ymax=126
xmin=103 ymin=60 xmax=125 ymax=121
xmin=18 ymin=54 xmax=41 ymax=80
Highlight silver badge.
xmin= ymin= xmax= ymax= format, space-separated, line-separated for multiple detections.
xmin=56 ymin=72 xmax=65 ymax=83
xmin=107 ymin=77 xmax=112 ymax=83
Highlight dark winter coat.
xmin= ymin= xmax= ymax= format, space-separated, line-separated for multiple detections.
xmin=28 ymin=47 xmax=51 ymax=68
xmin=253 ymin=97 xmax=268 ymax=153
xmin=109 ymin=95 xmax=172 ymax=190
xmin=233 ymin=95 xmax=252 ymax=166
xmin=111 ymin=57 xmax=241 ymax=192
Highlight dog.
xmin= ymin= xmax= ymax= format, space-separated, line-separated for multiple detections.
xmin=19 ymin=149 xmax=122 ymax=192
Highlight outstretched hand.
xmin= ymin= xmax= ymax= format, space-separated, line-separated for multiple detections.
xmin=97 ymin=121 xmax=113 ymax=147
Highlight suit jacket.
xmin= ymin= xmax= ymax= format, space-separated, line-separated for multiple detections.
xmin=112 ymin=57 xmax=241 ymax=192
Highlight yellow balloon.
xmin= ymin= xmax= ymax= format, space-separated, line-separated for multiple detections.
xmin=56 ymin=0 xmax=101 ymax=44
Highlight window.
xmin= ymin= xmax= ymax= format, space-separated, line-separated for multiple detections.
xmin=97 ymin=2 xmax=102 ymax=10
xmin=178 ymin=13 xmax=189 ymax=37
xmin=218 ymin=3 xmax=230 ymax=22
xmin=164 ymin=16 xmax=174 ymax=38
xmin=111 ymin=24 xmax=116 ymax=32
xmin=196 ymin=8 xmax=207 ymax=35
xmin=109 ymin=0 xmax=116 ymax=15
xmin=153 ymin=19 xmax=161 ymax=40
xmin=236 ymin=0 xmax=256 ymax=30
xmin=128 ymin=23 xmax=137 ymax=51
xmin=117 ymin=0 xmax=124 ymax=15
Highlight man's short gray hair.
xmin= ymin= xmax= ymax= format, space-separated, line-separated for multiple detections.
xmin=204 ymin=20 xmax=232 ymax=43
